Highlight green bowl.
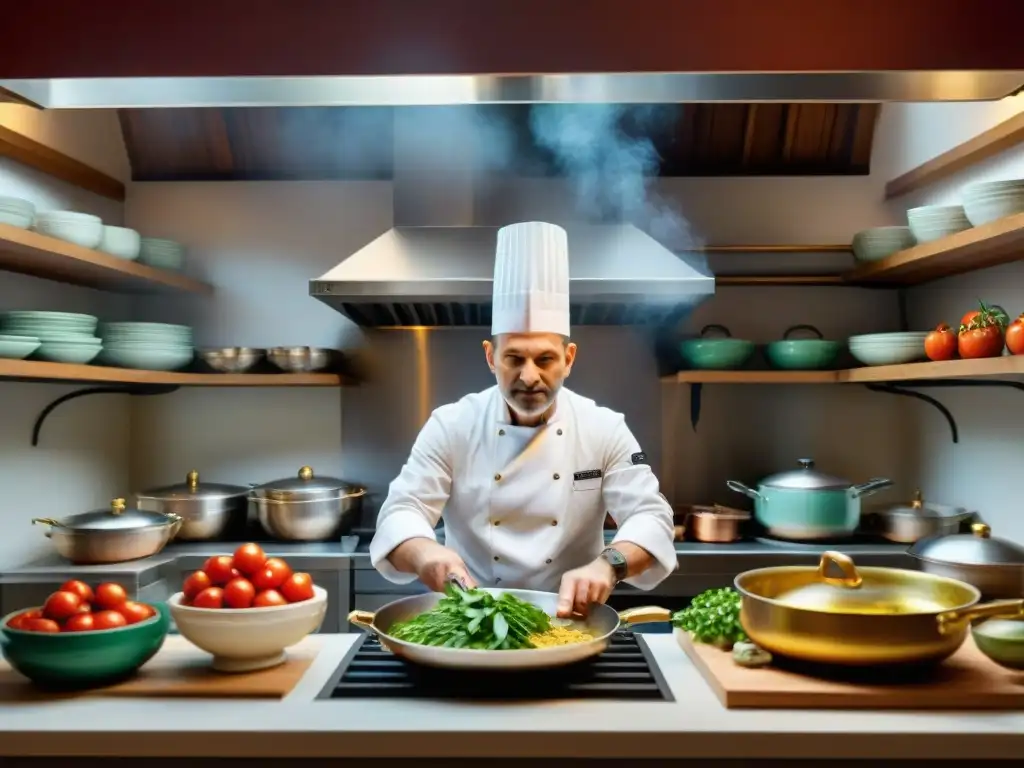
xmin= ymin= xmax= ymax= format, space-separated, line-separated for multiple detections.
xmin=0 ymin=602 xmax=170 ymax=689
xmin=679 ymin=338 xmax=755 ymax=370
xmin=0 ymin=334 xmax=40 ymax=360
xmin=765 ymin=339 xmax=843 ymax=370
xmin=972 ymin=617 xmax=1024 ymax=670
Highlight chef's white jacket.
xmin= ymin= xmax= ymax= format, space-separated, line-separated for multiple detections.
xmin=370 ymin=386 xmax=678 ymax=592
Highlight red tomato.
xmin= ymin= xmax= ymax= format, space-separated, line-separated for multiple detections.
xmin=192 ymin=587 xmax=225 ymax=609
xmin=63 ymin=613 xmax=95 ymax=632
xmin=958 ymin=326 xmax=1005 ymax=359
xmin=6 ymin=609 xmax=42 ymax=631
xmin=59 ymin=580 xmax=94 ymax=604
xmin=43 ymin=590 xmax=82 ymax=621
xmin=253 ymin=589 xmax=288 ymax=608
xmin=280 ymin=573 xmax=315 ymax=603
xmin=232 ymin=543 xmax=267 ymax=577
xmin=202 ymin=556 xmax=237 ymax=585
xmin=93 ymin=582 xmax=128 ymax=611
xmin=251 ymin=557 xmax=292 ymax=591
xmin=1006 ymin=315 xmax=1024 ymax=355
xmin=92 ymin=610 xmax=128 ymax=630
xmin=924 ymin=323 xmax=957 ymax=361
xmin=183 ymin=570 xmax=212 ymax=600
xmin=75 ymin=602 xmax=92 ymax=614
xmin=25 ymin=618 xmax=61 ymax=633
xmin=222 ymin=577 xmax=256 ymax=609
xmin=118 ymin=601 xmax=155 ymax=625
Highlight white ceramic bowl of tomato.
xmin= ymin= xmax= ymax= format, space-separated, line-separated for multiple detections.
xmin=168 ymin=544 xmax=326 ymax=672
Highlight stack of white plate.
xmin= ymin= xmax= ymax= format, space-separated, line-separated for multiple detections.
xmin=99 ymin=322 xmax=194 ymax=371
xmin=33 ymin=211 xmax=103 ymax=249
xmin=848 ymin=332 xmax=929 ymax=366
xmin=98 ymin=225 xmax=142 ymax=260
xmin=139 ymin=238 xmax=186 ymax=271
xmin=906 ymin=205 xmax=973 ymax=243
xmin=851 ymin=226 xmax=916 ymax=263
xmin=0 ymin=196 xmax=35 ymax=229
xmin=0 ymin=311 xmax=102 ymax=364
xmin=962 ymin=179 xmax=1024 ymax=227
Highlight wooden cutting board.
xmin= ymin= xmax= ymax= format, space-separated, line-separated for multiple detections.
xmin=0 ymin=635 xmax=321 ymax=701
xmin=678 ymin=631 xmax=1024 ymax=709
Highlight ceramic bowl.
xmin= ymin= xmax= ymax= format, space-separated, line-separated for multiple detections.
xmin=0 ymin=603 xmax=169 ymax=689
xmin=972 ymin=617 xmax=1024 ymax=670
xmin=35 ymin=340 xmax=103 ymax=364
xmin=100 ymin=345 xmax=194 ymax=371
xmin=33 ymin=212 xmax=103 ymax=249
xmin=98 ymin=226 xmax=142 ymax=260
xmin=906 ymin=205 xmax=973 ymax=243
xmin=0 ymin=334 xmax=40 ymax=359
xmin=0 ymin=196 xmax=35 ymax=229
xmin=848 ymin=332 xmax=928 ymax=366
xmin=962 ymin=180 xmax=1024 ymax=226
xmin=851 ymin=227 xmax=916 ymax=262
xmin=765 ymin=339 xmax=843 ymax=370
xmin=168 ymin=586 xmax=327 ymax=672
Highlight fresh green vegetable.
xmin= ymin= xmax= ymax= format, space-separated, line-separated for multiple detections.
xmin=671 ymin=587 xmax=747 ymax=648
xmin=388 ymin=582 xmax=551 ymax=650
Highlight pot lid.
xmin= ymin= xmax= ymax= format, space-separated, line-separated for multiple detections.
xmin=252 ymin=465 xmax=352 ymax=501
xmin=137 ymin=470 xmax=249 ymax=501
xmin=874 ymin=489 xmax=968 ymax=520
xmin=761 ymin=458 xmax=852 ymax=490
xmin=909 ymin=523 xmax=1024 ymax=566
xmin=33 ymin=498 xmax=176 ymax=532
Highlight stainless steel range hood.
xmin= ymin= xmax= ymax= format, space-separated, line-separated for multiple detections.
xmin=309 ymin=108 xmax=714 ymax=328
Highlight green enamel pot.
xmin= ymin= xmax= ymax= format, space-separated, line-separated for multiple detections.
xmin=765 ymin=324 xmax=843 ymax=371
xmin=0 ymin=602 xmax=170 ymax=689
xmin=679 ymin=324 xmax=755 ymax=370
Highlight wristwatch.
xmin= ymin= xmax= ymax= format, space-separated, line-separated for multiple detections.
xmin=600 ymin=547 xmax=628 ymax=583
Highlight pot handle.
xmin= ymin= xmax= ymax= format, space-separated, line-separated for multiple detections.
xmin=936 ymin=598 xmax=1024 ymax=636
xmin=164 ymin=513 xmax=184 ymax=539
xmin=31 ymin=517 xmax=64 ymax=528
xmin=618 ymin=606 xmax=673 ymax=626
xmin=342 ymin=488 xmax=368 ymax=501
xmin=850 ymin=478 xmax=892 ymax=498
xmin=726 ymin=480 xmax=764 ymax=502
xmin=782 ymin=324 xmax=824 ymax=340
xmin=347 ymin=610 xmax=377 ymax=632
xmin=817 ymin=551 xmax=863 ymax=588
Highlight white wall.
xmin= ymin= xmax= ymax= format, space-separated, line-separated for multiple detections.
xmin=0 ymin=107 xmax=132 ymax=568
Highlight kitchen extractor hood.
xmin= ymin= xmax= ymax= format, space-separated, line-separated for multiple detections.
xmin=310 ymin=107 xmax=713 ymax=328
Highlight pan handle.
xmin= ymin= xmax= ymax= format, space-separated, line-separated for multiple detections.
xmin=348 ymin=610 xmax=376 ymax=631
xmin=618 ymin=605 xmax=672 ymax=626
xmin=936 ymin=598 xmax=1024 ymax=636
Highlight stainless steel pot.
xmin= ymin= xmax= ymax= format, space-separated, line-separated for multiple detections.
xmin=135 ymin=470 xmax=249 ymax=541
xmin=32 ymin=498 xmax=182 ymax=564
xmin=251 ymin=465 xmax=365 ymax=541
xmin=908 ymin=523 xmax=1024 ymax=599
xmin=865 ymin=489 xmax=972 ymax=544
xmin=727 ymin=458 xmax=892 ymax=540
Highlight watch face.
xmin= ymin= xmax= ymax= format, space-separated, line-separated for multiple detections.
xmin=602 ymin=548 xmax=627 ymax=579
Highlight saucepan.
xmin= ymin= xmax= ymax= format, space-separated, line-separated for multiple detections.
xmin=735 ymin=550 xmax=1024 ymax=666
xmin=348 ymin=588 xmax=670 ymax=671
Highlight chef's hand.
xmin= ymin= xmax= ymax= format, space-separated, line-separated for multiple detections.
xmin=408 ymin=539 xmax=476 ymax=593
xmin=556 ymin=558 xmax=616 ymax=618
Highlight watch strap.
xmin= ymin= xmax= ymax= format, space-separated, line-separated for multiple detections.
xmin=600 ymin=547 xmax=628 ymax=583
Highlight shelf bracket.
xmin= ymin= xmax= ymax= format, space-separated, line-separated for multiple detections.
xmin=689 ymin=383 xmax=703 ymax=431
xmin=32 ymin=385 xmax=179 ymax=447
xmin=863 ymin=378 xmax=1024 ymax=445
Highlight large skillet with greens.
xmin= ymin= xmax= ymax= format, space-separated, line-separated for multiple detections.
xmin=347 ymin=582 xmax=671 ymax=670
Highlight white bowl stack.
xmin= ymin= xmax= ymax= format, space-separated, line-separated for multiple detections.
xmin=139 ymin=238 xmax=186 ymax=271
xmin=906 ymin=205 xmax=973 ymax=243
xmin=99 ymin=322 xmax=194 ymax=371
xmin=962 ymin=179 xmax=1024 ymax=227
xmin=98 ymin=226 xmax=142 ymax=260
xmin=851 ymin=226 xmax=916 ymax=263
xmin=0 ymin=196 xmax=35 ymax=229
xmin=33 ymin=211 xmax=103 ymax=249
xmin=0 ymin=311 xmax=102 ymax=364
xmin=848 ymin=332 xmax=929 ymax=366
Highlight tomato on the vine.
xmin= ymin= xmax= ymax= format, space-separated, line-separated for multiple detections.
xmin=1006 ymin=313 xmax=1024 ymax=355
xmin=925 ymin=323 xmax=957 ymax=361
xmin=958 ymin=300 xmax=1009 ymax=359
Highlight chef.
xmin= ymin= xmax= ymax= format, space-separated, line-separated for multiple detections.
xmin=369 ymin=221 xmax=677 ymax=617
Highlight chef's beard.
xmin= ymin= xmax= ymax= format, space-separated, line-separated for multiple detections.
xmin=501 ymin=381 xmax=562 ymax=421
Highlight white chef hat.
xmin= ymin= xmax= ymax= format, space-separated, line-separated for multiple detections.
xmin=491 ymin=221 xmax=570 ymax=337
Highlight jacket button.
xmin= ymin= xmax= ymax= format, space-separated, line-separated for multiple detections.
xmin=498 ymin=429 xmax=505 ymax=436
xmin=494 ymin=555 xmax=500 ymax=561
xmin=557 ymin=429 xmax=563 ymax=436
xmin=545 ymin=558 xmax=552 ymax=564
xmin=550 ymin=520 xmax=558 ymax=526
xmin=494 ymin=473 xmax=502 ymax=481
xmin=492 ymin=519 xmax=500 ymax=526
xmin=553 ymin=473 xmax=560 ymax=480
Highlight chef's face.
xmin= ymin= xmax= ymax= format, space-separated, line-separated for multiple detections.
xmin=483 ymin=333 xmax=577 ymax=424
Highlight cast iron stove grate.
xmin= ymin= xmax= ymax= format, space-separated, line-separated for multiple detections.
xmin=319 ymin=630 xmax=673 ymax=701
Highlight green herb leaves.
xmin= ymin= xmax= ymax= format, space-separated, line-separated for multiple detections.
xmin=388 ymin=582 xmax=552 ymax=650
xmin=670 ymin=587 xmax=747 ymax=648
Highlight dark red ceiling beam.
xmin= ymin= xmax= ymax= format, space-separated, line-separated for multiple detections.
xmin=4 ymin=0 xmax=1024 ymax=79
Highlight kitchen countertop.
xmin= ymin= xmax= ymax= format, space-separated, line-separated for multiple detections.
xmin=0 ymin=634 xmax=1019 ymax=760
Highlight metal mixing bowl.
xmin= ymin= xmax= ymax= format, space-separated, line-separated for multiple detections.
xmin=267 ymin=346 xmax=332 ymax=373
xmin=198 ymin=347 xmax=265 ymax=373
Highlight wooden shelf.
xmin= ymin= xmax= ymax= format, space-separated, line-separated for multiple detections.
xmin=885 ymin=111 xmax=1024 ymax=200
xmin=0 ymin=124 xmax=125 ymax=201
xmin=0 ymin=359 xmax=347 ymax=387
xmin=843 ymin=211 xmax=1024 ymax=286
xmin=0 ymin=223 xmax=214 ymax=295
xmin=663 ymin=357 xmax=1024 ymax=385
xmin=715 ymin=275 xmax=846 ymax=287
